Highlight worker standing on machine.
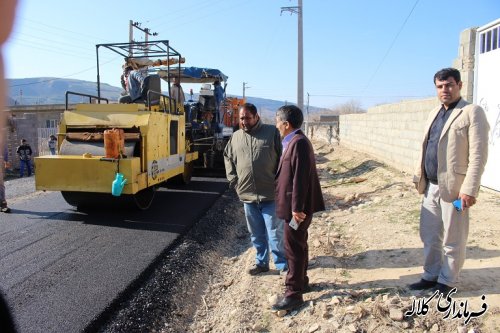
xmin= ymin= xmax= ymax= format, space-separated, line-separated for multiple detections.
xmin=170 ymin=76 xmax=185 ymax=107
xmin=214 ymin=80 xmax=224 ymax=124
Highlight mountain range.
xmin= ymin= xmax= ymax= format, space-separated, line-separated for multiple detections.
xmin=6 ymin=78 xmax=330 ymax=120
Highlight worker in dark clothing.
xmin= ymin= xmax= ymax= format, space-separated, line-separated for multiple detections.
xmin=16 ymin=139 xmax=32 ymax=177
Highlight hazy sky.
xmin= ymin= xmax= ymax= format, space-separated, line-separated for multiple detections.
xmin=4 ymin=0 xmax=500 ymax=108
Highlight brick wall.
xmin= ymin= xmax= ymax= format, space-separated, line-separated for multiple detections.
xmin=3 ymin=105 xmax=64 ymax=172
xmin=337 ymin=98 xmax=439 ymax=174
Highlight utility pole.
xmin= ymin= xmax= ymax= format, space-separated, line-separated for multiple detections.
xmin=306 ymin=92 xmax=310 ymax=120
xmin=128 ymin=20 xmax=133 ymax=56
xmin=129 ymin=21 xmax=158 ymax=56
xmin=306 ymin=92 xmax=310 ymax=134
xmin=281 ymin=0 xmax=303 ymax=111
xmin=243 ymin=82 xmax=250 ymax=99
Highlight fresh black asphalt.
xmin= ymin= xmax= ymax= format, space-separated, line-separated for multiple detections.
xmin=0 ymin=178 xmax=228 ymax=333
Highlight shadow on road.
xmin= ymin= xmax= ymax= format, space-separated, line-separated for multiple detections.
xmin=44 ymin=179 xmax=228 ymax=233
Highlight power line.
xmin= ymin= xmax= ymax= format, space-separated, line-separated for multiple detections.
xmin=362 ymin=0 xmax=420 ymax=93
xmin=149 ymin=0 xmax=230 ymax=30
xmin=11 ymin=37 xmax=96 ymax=60
xmin=14 ymin=31 xmax=95 ymax=53
xmin=150 ymin=0 xmax=251 ymax=32
xmin=9 ymin=57 xmax=121 ymax=87
xmin=19 ymin=17 xmax=110 ymax=43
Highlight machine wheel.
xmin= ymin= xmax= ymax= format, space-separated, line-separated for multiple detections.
xmin=61 ymin=191 xmax=84 ymax=207
xmin=184 ymin=161 xmax=194 ymax=184
xmin=164 ymin=160 xmax=194 ymax=186
xmin=166 ymin=136 xmax=195 ymax=185
xmin=62 ymin=189 xmax=156 ymax=211
xmin=61 ymin=191 xmax=113 ymax=210
xmin=133 ymin=187 xmax=156 ymax=210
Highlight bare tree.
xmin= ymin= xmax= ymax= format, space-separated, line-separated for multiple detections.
xmin=333 ymin=99 xmax=365 ymax=115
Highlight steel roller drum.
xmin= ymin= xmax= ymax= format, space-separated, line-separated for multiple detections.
xmin=59 ymin=139 xmax=137 ymax=157
xmin=58 ymin=139 xmax=155 ymax=210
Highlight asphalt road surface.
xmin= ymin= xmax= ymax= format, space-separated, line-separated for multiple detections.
xmin=0 ymin=178 xmax=228 ymax=333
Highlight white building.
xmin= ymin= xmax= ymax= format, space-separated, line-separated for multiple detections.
xmin=474 ymin=18 xmax=500 ymax=192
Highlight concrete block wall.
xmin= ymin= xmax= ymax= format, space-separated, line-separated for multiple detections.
xmin=452 ymin=27 xmax=477 ymax=103
xmin=3 ymin=105 xmax=64 ymax=171
xmin=332 ymin=27 xmax=475 ymax=175
xmin=306 ymin=123 xmax=339 ymax=145
xmin=339 ymin=98 xmax=439 ymax=174
xmin=5 ymin=113 xmax=39 ymax=172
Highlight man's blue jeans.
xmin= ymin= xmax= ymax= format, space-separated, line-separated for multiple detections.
xmin=244 ymin=201 xmax=287 ymax=271
xmin=20 ymin=160 xmax=32 ymax=177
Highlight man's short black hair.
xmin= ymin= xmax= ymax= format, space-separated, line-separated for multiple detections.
xmin=240 ymin=103 xmax=258 ymax=116
xmin=276 ymin=105 xmax=304 ymax=129
xmin=434 ymin=68 xmax=461 ymax=84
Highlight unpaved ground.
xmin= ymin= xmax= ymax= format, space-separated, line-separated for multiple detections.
xmin=4 ymin=142 xmax=499 ymax=332
xmin=172 ymin=141 xmax=500 ymax=333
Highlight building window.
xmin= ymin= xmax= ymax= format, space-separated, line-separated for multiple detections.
xmin=493 ymin=27 xmax=498 ymax=50
xmin=46 ymin=119 xmax=58 ymax=128
xmin=486 ymin=30 xmax=492 ymax=52
xmin=480 ymin=26 xmax=500 ymax=54
xmin=480 ymin=32 xmax=486 ymax=54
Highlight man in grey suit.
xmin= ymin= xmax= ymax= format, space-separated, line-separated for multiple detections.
xmin=411 ymin=67 xmax=489 ymax=295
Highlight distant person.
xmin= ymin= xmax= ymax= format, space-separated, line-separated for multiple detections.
xmin=119 ymin=65 xmax=132 ymax=102
xmin=214 ymin=80 xmax=224 ymax=123
xmin=272 ymin=105 xmax=325 ymax=312
xmin=224 ymin=103 xmax=287 ymax=276
xmin=48 ymin=135 xmax=57 ymax=155
xmin=1 ymin=146 xmax=11 ymax=213
xmin=119 ymin=66 xmax=147 ymax=103
xmin=16 ymin=139 xmax=32 ymax=177
xmin=170 ymin=76 xmax=185 ymax=107
xmin=410 ymin=68 xmax=489 ymax=295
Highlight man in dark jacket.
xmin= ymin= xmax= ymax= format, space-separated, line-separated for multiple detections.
xmin=224 ymin=103 xmax=287 ymax=275
xmin=16 ymin=139 xmax=32 ymax=177
xmin=272 ymin=105 xmax=325 ymax=312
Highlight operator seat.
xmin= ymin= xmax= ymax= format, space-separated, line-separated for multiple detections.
xmin=138 ymin=74 xmax=161 ymax=106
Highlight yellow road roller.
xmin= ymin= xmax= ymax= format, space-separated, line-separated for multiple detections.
xmin=35 ymin=40 xmax=197 ymax=210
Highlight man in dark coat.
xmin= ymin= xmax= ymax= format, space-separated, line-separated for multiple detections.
xmin=16 ymin=139 xmax=32 ymax=177
xmin=272 ymin=105 xmax=325 ymax=311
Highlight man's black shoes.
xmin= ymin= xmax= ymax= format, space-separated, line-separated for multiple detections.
xmin=247 ymin=265 xmax=269 ymax=276
xmin=408 ymin=279 xmax=437 ymax=290
xmin=1 ymin=202 xmax=10 ymax=213
xmin=434 ymin=283 xmax=453 ymax=295
xmin=272 ymin=297 xmax=304 ymax=311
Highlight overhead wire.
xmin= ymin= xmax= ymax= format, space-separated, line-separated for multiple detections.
xmin=11 ymin=37 xmax=96 ymax=60
xmin=149 ymin=0 xmax=229 ymax=30
xmin=151 ymin=0 xmax=252 ymax=32
xmin=9 ymin=56 xmax=121 ymax=87
xmin=361 ymin=0 xmax=421 ymax=94
xmin=9 ymin=16 xmax=120 ymax=87
xmin=19 ymin=17 xmax=110 ymax=44
xmin=147 ymin=0 xmax=216 ymax=24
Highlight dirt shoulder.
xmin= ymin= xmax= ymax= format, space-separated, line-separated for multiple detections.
xmin=181 ymin=141 xmax=500 ymax=333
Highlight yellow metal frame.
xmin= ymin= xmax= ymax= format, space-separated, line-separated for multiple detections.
xmin=35 ymin=102 xmax=198 ymax=195
xmin=35 ymin=155 xmax=144 ymax=194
